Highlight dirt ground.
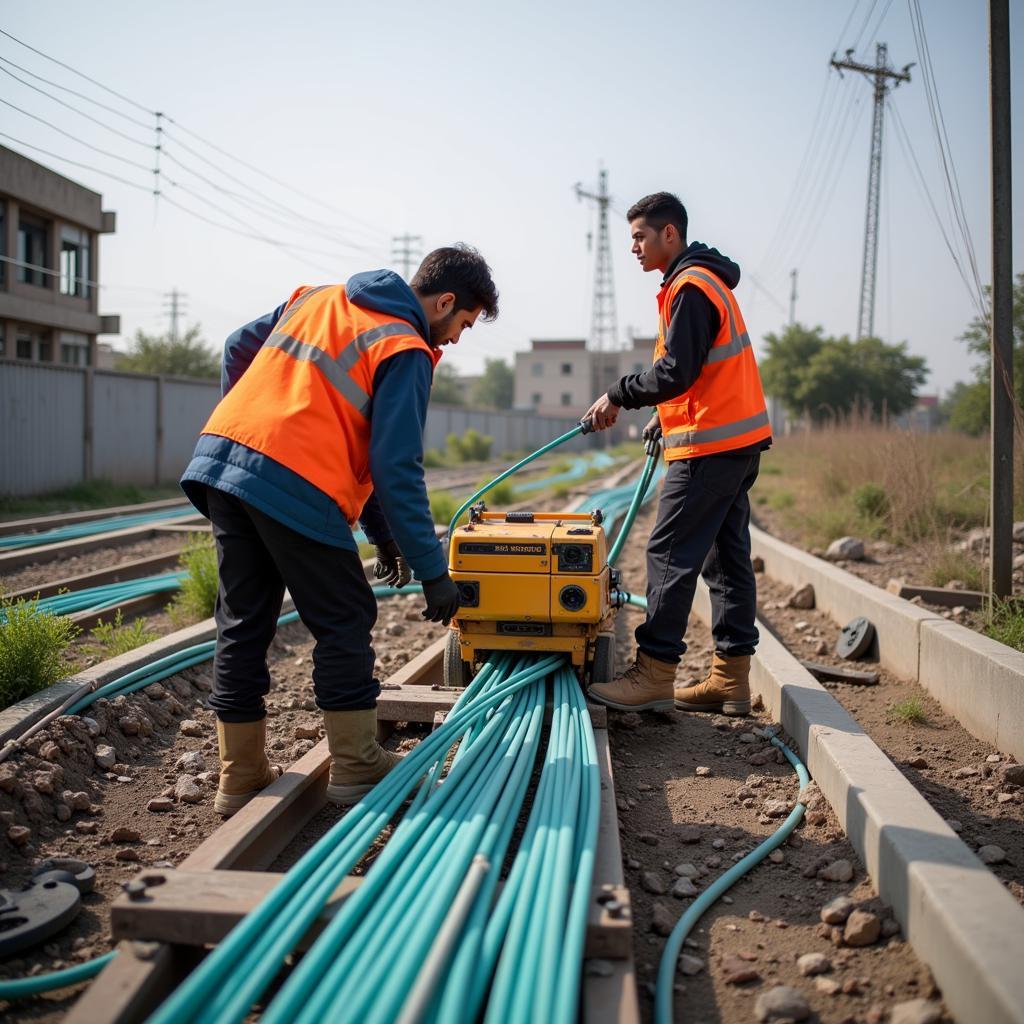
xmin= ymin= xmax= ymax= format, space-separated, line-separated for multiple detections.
xmin=609 ymin=504 xmax=948 ymax=1024
xmin=0 ymin=593 xmax=443 ymax=1021
xmin=756 ymin=573 xmax=1024 ymax=905
xmin=1 ymin=535 xmax=189 ymax=596
xmin=0 ymin=484 xmax=955 ymax=1023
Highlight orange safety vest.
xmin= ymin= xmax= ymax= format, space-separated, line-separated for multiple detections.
xmin=654 ymin=265 xmax=772 ymax=460
xmin=201 ymin=284 xmax=441 ymax=524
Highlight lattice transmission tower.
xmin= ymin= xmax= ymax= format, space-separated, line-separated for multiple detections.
xmin=831 ymin=44 xmax=912 ymax=339
xmin=575 ymin=169 xmax=619 ymax=352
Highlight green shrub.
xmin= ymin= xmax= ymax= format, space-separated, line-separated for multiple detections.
xmin=887 ymin=696 xmax=927 ymax=724
xmin=926 ymin=548 xmax=985 ymax=591
xmin=446 ymin=429 xmax=492 ymax=463
xmin=428 ymin=490 xmax=460 ymax=528
xmin=84 ymin=610 xmax=158 ymax=659
xmin=423 ymin=448 xmax=447 ymax=468
xmin=168 ymin=535 xmax=219 ymax=625
xmin=758 ymin=463 xmax=782 ymax=476
xmin=982 ymin=599 xmax=1024 ymax=653
xmin=479 ymin=479 xmax=517 ymax=506
xmin=0 ymin=597 xmax=80 ymax=708
xmin=853 ymin=482 xmax=889 ymax=520
xmin=552 ymin=484 xmax=572 ymax=501
xmin=768 ymin=490 xmax=795 ymax=511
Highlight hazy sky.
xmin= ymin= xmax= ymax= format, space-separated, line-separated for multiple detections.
xmin=2 ymin=0 xmax=1021 ymax=397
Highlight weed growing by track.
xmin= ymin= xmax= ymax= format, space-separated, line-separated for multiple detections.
xmin=0 ymin=479 xmax=182 ymax=519
xmin=168 ymin=535 xmax=219 ymax=625
xmin=428 ymin=490 xmax=461 ymax=528
xmin=887 ymin=696 xmax=927 ymax=725
xmin=0 ymin=596 xmax=80 ymax=708
xmin=926 ymin=546 xmax=986 ymax=591
xmin=981 ymin=599 xmax=1024 ymax=653
xmin=84 ymin=610 xmax=158 ymax=659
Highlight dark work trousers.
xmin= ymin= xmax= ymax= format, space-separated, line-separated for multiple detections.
xmin=634 ymin=450 xmax=761 ymax=665
xmin=205 ymin=487 xmax=378 ymax=723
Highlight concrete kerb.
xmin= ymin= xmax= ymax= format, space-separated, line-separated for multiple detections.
xmin=919 ymin=619 xmax=1024 ymax=763
xmin=0 ymin=597 xmax=297 ymax=748
xmin=750 ymin=524 xmax=1024 ymax=763
xmin=749 ymin=525 xmax=937 ymax=681
xmin=691 ymin=580 xmax=1024 ymax=1024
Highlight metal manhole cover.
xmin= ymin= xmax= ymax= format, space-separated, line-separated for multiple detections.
xmin=836 ymin=616 xmax=875 ymax=660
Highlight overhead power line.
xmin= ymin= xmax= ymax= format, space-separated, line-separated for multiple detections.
xmin=0 ymin=130 xmax=153 ymax=192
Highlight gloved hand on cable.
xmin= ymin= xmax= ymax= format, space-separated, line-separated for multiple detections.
xmin=421 ymin=572 xmax=461 ymax=625
xmin=373 ymin=539 xmax=412 ymax=589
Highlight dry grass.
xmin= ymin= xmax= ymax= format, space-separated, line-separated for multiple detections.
xmin=753 ymin=423 xmax=1021 ymax=552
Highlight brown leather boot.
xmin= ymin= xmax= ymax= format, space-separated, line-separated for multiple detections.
xmin=323 ymin=709 xmax=404 ymax=806
xmin=675 ymin=653 xmax=751 ymax=716
xmin=214 ymin=719 xmax=282 ymax=817
xmin=588 ymin=650 xmax=676 ymax=712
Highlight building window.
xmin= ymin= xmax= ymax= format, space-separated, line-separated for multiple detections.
xmin=59 ymin=331 xmax=90 ymax=366
xmin=531 ymin=362 xmax=543 ymax=377
xmin=531 ymin=392 xmax=541 ymax=406
xmin=560 ymin=392 xmax=572 ymax=407
xmin=560 ymin=363 xmax=572 ymax=375
xmin=60 ymin=226 xmax=91 ymax=298
xmin=17 ymin=213 xmax=50 ymax=288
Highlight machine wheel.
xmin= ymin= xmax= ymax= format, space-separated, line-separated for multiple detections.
xmin=591 ymin=631 xmax=616 ymax=686
xmin=443 ymin=629 xmax=473 ymax=688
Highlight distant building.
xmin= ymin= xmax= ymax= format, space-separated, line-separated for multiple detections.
xmin=0 ymin=145 xmax=120 ymax=367
xmin=896 ymin=394 xmax=940 ymax=432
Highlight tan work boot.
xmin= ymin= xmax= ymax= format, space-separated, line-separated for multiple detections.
xmin=214 ymin=719 xmax=282 ymax=817
xmin=588 ymin=650 xmax=676 ymax=712
xmin=675 ymin=653 xmax=751 ymax=716
xmin=323 ymin=708 xmax=404 ymax=806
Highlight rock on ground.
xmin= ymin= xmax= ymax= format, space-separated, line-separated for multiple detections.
xmin=843 ymin=909 xmax=881 ymax=947
xmin=826 ymin=536 xmax=865 ymax=561
xmin=820 ymin=895 xmax=855 ymax=924
xmin=754 ymin=984 xmax=811 ymax=1021
xmin=889 ymin=998 xmax=944 ymax=1024
xmin=796 ymin=952 xmax=831 ymax=976
xmin=787 ymin=584 xmax=815 ymax=609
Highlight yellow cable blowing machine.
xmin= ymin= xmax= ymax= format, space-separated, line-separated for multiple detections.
xmin=444 ymin=504 xmax=621 ymax=687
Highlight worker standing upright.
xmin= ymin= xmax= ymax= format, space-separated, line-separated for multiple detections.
xmin=584 ymin=192 xmax=771 ymax=717
xmin=180 ymin=245 xmax=499 ymax=815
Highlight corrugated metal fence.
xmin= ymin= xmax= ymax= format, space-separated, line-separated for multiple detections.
xmin=0 ymin=361 xmax=588 ymax=497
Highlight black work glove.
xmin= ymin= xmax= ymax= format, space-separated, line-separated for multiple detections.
xmin=421 ymin=572 xmax=460 ymax=626
xmin=638 ymin=413 xmax=663 ymax=446
xmin=373 ymin=539 xmax=411 ymax=589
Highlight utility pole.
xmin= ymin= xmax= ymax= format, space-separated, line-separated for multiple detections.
xmin=989 ymin=0 xmax=1013 ymax=598
xmin=789 ymin=268 xmax=798 ymax=326
xmin=831 ymin=44 xmax=912 ymax=339
xmin=391 ymin=234 xmax=423 ymax=281
xmin=575 ymin=169 xmax=619 ymax=353
xmin=162 ymin=288 xmax=187 ymax=341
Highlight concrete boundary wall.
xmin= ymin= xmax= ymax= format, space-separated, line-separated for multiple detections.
xmin=691 ymin=581 xmax=1024 ymax=1024
xmin=749 ymin=524 xmax=1024 ymax=763
xmin=0 ymin=360 xmax=588 ymax=497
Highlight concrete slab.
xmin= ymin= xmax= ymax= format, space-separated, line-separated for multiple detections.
xmin=750 ymin=525 xmax=939 ymax=681
xmin=919 ymin=618 xmax=1024 ymax=762
xmin=689 ymin=580 xmax=1024 ymax=1024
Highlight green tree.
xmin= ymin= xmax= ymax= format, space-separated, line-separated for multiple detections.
xmin=116 ymin=325 xmax=219 ymax=379
xmin=760 ymin=324 xmax=927 ymax=423
xmin=944 ymin=380 xmax=989 ymax=436
xmin=470 ymin=358 xmax=515 ymax=409
xmin=431 ymin=364 xmax=464 ymax=406
xmin=946 ymin=271 xmax=1024 ymax=433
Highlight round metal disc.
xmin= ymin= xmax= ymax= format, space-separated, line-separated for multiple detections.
xmin=836 ymin=616 xmax=875 ymax=660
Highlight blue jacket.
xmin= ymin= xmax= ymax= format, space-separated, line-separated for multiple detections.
xmin=180 ymin=270 xmax=447 ymax=581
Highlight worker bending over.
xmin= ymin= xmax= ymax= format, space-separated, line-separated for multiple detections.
xmin=584 ymin=192 xmax=771 ymax=717
xmin=181 ymin=246 xmax=499 ymax=815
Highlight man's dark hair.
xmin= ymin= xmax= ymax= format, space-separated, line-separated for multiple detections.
xmin=411 ymin=244 xmax=499 ymax=321
xmin=626 ymin=192 xmax=688 ymax=241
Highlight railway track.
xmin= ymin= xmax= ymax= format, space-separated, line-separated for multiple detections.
xmin=3 ymin=456 xmax=1023 ymax=1022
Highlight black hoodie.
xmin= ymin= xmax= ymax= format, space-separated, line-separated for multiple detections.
xmin=607 ymin=242 xmax=741 ymax=410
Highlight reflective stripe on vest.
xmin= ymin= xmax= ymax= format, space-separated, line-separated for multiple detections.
xmin=263 ymin=321 xmax=414 ymax=419
xmin=663 ymin=409 xmax=771 ymax=449
xmin=670 ymin=267 xmax=752 ymax=365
